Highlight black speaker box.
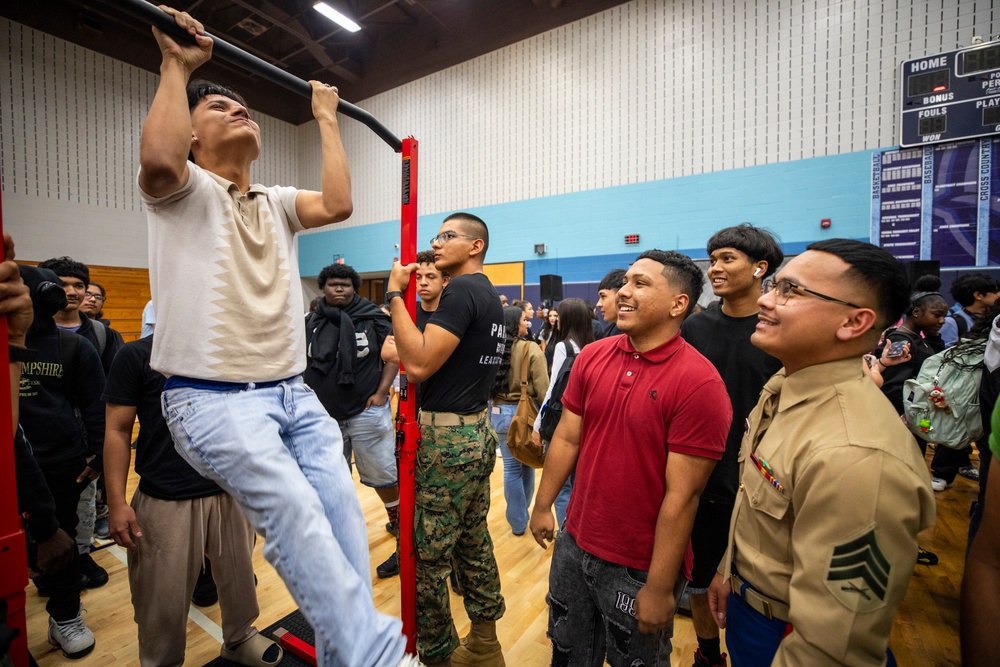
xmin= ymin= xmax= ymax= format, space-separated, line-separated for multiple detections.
xmin=539 ymin=274 xmax=563 ymax=302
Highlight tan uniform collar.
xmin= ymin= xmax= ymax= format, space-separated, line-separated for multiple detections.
xmin=775 ymin=357 xmax=867 ymax=413
xmin=204 ymin=169 xmax=268 ymax=197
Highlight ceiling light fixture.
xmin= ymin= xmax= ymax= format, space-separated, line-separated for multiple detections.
xmin=313 ymin=2 xmax=361 ymax=33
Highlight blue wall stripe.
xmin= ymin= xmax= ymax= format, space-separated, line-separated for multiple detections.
xmin=300 ymin=149 xmax=879 ymax=283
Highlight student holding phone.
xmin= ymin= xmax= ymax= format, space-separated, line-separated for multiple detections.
xmin=863 ymin=341 xmax=911 ymax=389
xmin=876 ymin=291 xmax=949 ymax=437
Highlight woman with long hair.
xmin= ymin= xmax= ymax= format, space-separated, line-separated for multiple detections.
xmin=532 ymin=297 xmax=595 ymax=527
xmin=539 ymin=308 xmax=558 ymax=350
xmin=539 ymin=307 xmax=559 ymax=370
xmin=491 ymin=306 xmax=549 ymax=535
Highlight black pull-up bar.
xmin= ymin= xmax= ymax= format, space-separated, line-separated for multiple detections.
xmin=113 ymin=0 xmax=403 ymax=153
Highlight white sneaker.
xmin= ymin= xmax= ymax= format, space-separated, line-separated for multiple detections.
xmin=48 ymin=607 xmax=95 ymax=659
xmin=397 ymin=654 xmax=425 ymax=667
xmin=931 ymin=477 xmax=953 ymax=492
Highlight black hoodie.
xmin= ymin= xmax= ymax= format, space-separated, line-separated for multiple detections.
xmin=18 ymin=265 xmax=106 ymax=471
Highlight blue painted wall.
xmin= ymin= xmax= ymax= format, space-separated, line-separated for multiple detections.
xmin=299 ymin=149 xmax=875 ymax=282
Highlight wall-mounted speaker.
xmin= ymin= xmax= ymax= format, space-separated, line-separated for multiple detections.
xmin=540 ymin=274 xmax=563 ymax=302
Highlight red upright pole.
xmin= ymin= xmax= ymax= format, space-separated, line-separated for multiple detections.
xmin=0 ymin=177 xmax=29 ymax=664
xmin=396 ymin=137 xmax=419 ymax=654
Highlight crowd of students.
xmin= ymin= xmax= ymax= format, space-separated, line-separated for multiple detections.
xmin=6 ymin=5 xmax=1000 ymax=667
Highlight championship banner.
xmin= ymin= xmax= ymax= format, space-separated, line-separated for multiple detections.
xmin=872 ymin=137 xmax=1000 ymax=267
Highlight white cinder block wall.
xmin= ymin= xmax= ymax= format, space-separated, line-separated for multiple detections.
xmin=1 ymin=0 xmax=995 ymax=265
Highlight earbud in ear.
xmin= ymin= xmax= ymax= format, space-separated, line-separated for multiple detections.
xmin=753 ymin=267 xmax=762 ymax=277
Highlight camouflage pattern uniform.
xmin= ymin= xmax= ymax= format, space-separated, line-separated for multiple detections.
xmin=416 ymin=409 xmax=506 ymax=663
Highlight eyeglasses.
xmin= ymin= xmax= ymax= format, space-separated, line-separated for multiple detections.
xmin=84 ymin=293 xmax=106 ymax=302
xmin=761 ymin=278 xmax=862 ymax=309
xmin=429 ymin=231 xmax=479 ymax=246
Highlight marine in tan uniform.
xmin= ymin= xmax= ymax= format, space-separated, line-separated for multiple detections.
xmin=708 ymin=239 xmax=935 ymax=667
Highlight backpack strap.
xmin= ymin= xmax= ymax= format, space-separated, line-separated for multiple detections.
xmin=953 ymin=313 xmax=968 ymax=337
xmin=90 ymin=319 xmax=107 ymax=356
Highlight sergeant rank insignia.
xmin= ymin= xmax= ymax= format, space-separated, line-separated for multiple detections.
xmin=824 ymin=526 xmax=889 ymax=612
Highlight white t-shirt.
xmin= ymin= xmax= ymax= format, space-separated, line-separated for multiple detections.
xmin=139 ymin=162 xmax=307 ymax=382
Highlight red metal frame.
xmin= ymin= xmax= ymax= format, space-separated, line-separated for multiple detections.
xmin=396 ymin=137 xmax=419 ymax=653
xmin=273 ymin=627 xmax=318 ymax=665
xmin=0 ymin=180 xmax=29 ymax=664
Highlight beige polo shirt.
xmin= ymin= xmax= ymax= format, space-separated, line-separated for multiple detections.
xmin=139 ymin=162 xmax=306 ymax=382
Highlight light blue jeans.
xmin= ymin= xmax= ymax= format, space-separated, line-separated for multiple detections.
xmin=555 ymin=472 xmax=574 ymax=529
xmin=490 ymin=403 xmax=535 ymax=534
xmin=162 ymin=378 xmax=406 ymax=667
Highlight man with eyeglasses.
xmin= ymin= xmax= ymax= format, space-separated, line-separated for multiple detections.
xmin=81 ymin=285 xmax=105 ymax=320
xmin=706 ymin=239 xmax=935 ymax=667
xmin=79 ymin=283 xmax=108 ymax=324
xmin=387 ymin=212 xmax=507 ymax=667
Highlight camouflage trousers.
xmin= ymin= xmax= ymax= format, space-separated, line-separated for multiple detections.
xmin=415 ymin=410 xmax=506 ymax=662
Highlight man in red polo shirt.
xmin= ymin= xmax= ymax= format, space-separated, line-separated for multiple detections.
xmin=529 ymin=249 xmax=732 ymax=666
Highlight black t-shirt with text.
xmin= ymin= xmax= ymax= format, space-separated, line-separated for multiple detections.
xmin=681 ymin=303 xmax=782 ymax=502
xmin=421 ymin=273 xmax=505 ymax=413
xmin=102 ymin=336 xmax=221 ymax=501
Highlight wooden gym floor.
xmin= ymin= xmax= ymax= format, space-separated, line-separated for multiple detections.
xmin=23 ymin=446 xmax=972 ymax=666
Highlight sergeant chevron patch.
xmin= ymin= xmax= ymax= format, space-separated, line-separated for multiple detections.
xmin=824 ymin=526 xmax=890 ymax=613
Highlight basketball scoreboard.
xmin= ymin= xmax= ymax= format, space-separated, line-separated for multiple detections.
xmin=901 ymin=41 xmax=1000 ymax=147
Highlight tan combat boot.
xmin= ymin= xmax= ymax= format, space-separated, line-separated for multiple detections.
xmin=423 ymin=658 xmax=451 ymax=667
xmin=450 ymin=621 xmax=505 ymax=667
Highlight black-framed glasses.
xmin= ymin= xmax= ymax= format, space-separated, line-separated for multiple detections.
xmin=761 ymin=278 xmax=863 ymax=309
xmin=429 ymin=231 xmax=479 ymax=246
xmin=84 ymin=293 xmax=106 ymax=302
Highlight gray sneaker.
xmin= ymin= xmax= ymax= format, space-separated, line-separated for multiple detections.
xmin=48 ymin=607 xmax=95 ymax=659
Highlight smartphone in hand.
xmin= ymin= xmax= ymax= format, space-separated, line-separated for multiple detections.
xmin=886 ymin=340 xmax=907 ymax=358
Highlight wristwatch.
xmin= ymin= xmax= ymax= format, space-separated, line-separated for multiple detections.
xmin=385 ymin=291 xmax=404 ymax=303
xmin=8 ymin=345 xmax=36 ymax=363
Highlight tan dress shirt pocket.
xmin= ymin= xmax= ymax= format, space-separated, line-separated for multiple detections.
xmin=743 ymin=466 xmax=792 ymax=563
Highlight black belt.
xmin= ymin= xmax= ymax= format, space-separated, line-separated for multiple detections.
xmin=164 ymin=375 xmax=295 ymax=392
